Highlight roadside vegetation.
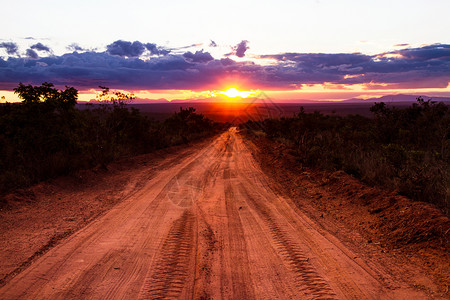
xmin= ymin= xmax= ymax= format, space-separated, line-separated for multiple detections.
xmin=243 ymin=98 xmax=450 ymax=213
xmin=0 ymin=83 xmax=220 ymax=196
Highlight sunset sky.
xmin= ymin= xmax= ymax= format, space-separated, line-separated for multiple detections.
xmin=1 ymin=0 xmax=450 ymax=102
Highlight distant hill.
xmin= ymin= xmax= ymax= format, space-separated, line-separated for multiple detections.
xmin=87 ymin=98 xmax=170 ymax=104
xmin=169 ymin=94 xmax=450 ymax=104
xmin=343 ymin=94 xmax=450 ymax=103
xmin=82 ymin=94 xmax=450 ymax=104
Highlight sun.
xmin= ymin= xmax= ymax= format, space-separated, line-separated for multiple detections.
xmin=220 ymin=87 xmax=254 ymax=98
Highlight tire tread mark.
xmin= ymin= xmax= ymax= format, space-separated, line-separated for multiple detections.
xmin=139 ymin=210 xmax=195 ymax=299
xmin=240 ymin=184 xmax=337 ymax=300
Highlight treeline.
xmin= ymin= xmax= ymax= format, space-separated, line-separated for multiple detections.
xmin=243 ymin=98 xmax=450 ymax=213
xmin=0 ymin=83 xmax=221 ymax=195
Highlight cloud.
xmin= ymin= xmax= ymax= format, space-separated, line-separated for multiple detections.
xmin=106 ymin=40 xmax=146 ymax=57
xmin=393 ymin=44 xmax=450 ymax=61
xmin=106 ymin=40 xmax=171 ymax=56
xmin=31 ymin=42 xmax=51 ymax=53
xmin=256 ymin=44 xmax=450 ymax=87
xmin=26 ymin=49 xmax=39 ymax=59
xmin=0 ymin=43 xmax=449 ymax=92
xmin=67 ymin=43 xmax=87 ymax=52
xmin=261 ymin=52 xmax=372 ymax=68
xmin=170 ymin=43 xmax=202 ymax=51
xmin=144 ymin=43 xmax=171 ymax=56
xmin=0 ymin=42 xmax=19 ymax=55
xmin=183 ymin=50 xmax=214 ymax=63
xmin=220 ymin=58 xmax=235 ymax=66
xmin=233 ymin=40 xmax=249 ymax=58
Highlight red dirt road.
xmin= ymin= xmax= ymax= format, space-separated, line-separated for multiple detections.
xmin=0 ymin=128 xmax=432 ymax=299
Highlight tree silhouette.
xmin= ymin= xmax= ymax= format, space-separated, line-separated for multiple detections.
xmin=14 ymin=82 xmax=77 ymax=110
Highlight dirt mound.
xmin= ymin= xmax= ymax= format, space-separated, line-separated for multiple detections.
xmin=321 ymin=170 xmax=449 ymax=248
xmin=1 ymin=189 xmax=36 ymax=208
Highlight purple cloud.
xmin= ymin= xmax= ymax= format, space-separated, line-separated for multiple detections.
xmin=183 ymin=50 xmax=214 ymax=63
xmin=391 ymin=44 xmax=450 ymax=61
xmin=106 ymin=40 xmax=146 ymax=57
xmin=26 ymin=49 xmax=39 ymax=59
xmin=220 ymin=58 xmax=235 ymax=66
xmin=67 ymin=43 xmax=87 ymax=52
xmin=234 ymin=40 xmax=249 ymax=58
xmin=31 ymin=42 xmax=51 ymax=53
xmin=170 ymin=43 xmax=202 ymax=52
xmin=106 ymin=41 xmax=171 ymax=57
xmin=0 ymin=42 xmax=19 ymax=55
xmin=258 ymin=44 xmax=450 ymax=88
xmin=0 ymin=43 xmax=449 ymax=92
xmin=144 ymin=43 xmax=171 ymax=56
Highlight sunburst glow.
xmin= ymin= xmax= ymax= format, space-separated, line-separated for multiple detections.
xmin=220 ymin=88 xmax=254 ymax=98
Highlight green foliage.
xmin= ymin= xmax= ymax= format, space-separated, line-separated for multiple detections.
xmin=0 ymin=83 xmax=219 ymax=196
xmin=243 ymin=99 xmax=450 ymax=213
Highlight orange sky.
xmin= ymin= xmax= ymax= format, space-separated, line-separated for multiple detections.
xmin=2 ymin=83 xmax=450 ymax=103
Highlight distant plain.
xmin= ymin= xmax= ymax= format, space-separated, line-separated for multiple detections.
xmin=78 ymin=102 xmax=424 ymax=123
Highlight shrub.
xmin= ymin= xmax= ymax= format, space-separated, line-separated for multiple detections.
xmin=0 ymin=83 xmax=220 ymax=195
xmin=243 ymin=99 xmax=450 ymax=213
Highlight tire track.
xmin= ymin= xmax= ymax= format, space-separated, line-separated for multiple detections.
xmin=238 ymin=183 xmax=337 ymax=299
xmin=138 ymin=210 xmax=196 ymax=299
xmin=223 ymin=183 xmax=256 ymax=299
xmin=0 ymin=128 xmax=413 ymax=299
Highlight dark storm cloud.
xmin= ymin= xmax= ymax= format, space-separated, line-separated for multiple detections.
xmin=183 ymin=50 xmax=214 ymax=63
xmin=0 ymin=43 xmax=449 ymax=91
xmin=0 ymin=42 xmax=19 ymax=55
xmin=234 ymin=40 xmax=249 ymax=58
xmin=26 ymin=49 xmax=39 ymax=59
xmin=31 ymin=42 xmax=51 ymax=53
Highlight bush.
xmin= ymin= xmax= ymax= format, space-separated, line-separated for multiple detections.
xmin=0 ymin=83 xmax=220 ymax=195
xmin=243 ymin=98 xmax=450 ymax=213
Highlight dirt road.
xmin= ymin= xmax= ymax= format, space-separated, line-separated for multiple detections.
xmin=0 ymin=128 xmax=430 ymax=299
